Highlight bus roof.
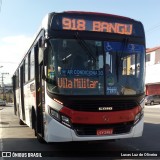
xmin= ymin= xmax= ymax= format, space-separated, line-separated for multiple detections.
xmin=63 ymin=11 xmax=135 ymax=21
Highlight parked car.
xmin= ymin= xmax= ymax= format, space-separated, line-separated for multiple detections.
xmin=0 ymin=99 xmax=6 ymax=106
xmin=145 ymin=95 xmax=160 ymax=105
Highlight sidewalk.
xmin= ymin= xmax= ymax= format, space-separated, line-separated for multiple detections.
xmin=0 ymin=103 xmax=14 ymax=110
xmin=6 ymin=102 xmax=14 ymax=107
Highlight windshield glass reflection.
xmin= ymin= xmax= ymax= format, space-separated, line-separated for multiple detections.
xmin=46 ymin=39 xmax=145 ymax=96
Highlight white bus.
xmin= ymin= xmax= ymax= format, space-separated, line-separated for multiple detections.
xmin=12 ymin=11 xmax=146 ymax=143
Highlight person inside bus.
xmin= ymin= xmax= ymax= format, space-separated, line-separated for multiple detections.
xmin=105 ymin=64 xmax=112 ymax=75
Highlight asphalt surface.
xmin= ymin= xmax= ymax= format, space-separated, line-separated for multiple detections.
xmin=0 ymin=104 xmax=160 ymax=160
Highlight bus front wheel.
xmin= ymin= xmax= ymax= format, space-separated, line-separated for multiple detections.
xmin=34 ymin=118 xmax=46 ymax=143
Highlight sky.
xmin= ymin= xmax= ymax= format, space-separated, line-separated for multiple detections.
xmin=0 ymin=0 xmax=160 ymax=84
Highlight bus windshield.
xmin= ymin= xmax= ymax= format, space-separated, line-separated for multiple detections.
xmin=47 ymin=39 xmax=145 ymax=96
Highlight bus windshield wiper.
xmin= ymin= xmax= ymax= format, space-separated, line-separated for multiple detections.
xmin=75 ymin=32 xmax=96 ymax=62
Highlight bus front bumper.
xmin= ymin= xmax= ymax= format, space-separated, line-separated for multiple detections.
xmin=45 ymin=116 xmax=144 ymax=142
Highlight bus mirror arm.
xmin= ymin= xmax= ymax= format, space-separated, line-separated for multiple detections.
xmin=45 ymin=77 xmax=57 ymax=86
xmin=42 ymin=67 xmax=46 ymax=80
xmin=42 ymin=48 xmax=47 ymax=79
xmin=43 ymin=50 xmax=47 ymax=66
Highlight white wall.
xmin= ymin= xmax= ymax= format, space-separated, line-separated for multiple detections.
xmin=145 ymin=63 xmax=160 ymax=84
xmin=146 ymin=51 xmax=155 ymax=66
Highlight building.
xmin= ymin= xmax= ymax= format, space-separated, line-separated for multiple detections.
xmin=145 ymin=46 xmax=160 ymax=95
xmin=0 ymin=84 xmax=13 ymax=93
xmin=0 ymin=84 xmax=13 ymax=102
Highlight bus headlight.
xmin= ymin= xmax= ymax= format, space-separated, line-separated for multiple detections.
xmin=50 ymin=108 xmax=61 ymax=121
xmin=61 ymin=115 xmax=71 ymax=127
xmin=49 ymin=106 xmax=71 ymax=128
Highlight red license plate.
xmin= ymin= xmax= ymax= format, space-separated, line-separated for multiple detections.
xmin=97 ymin=128 xmax=113 ymax=135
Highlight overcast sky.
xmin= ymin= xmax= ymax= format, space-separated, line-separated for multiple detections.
xmin=0 ymin=0 xmax=160 ymax=84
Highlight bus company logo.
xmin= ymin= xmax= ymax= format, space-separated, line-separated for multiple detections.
xmin=98 ymin=107 xmax=113 ymax=111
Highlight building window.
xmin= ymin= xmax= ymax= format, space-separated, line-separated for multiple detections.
xmin=146 ymin=54 xmax=150 ymax=62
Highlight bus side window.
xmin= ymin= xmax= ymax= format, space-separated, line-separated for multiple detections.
xmin=15 ymin=70 xmax=19 ymax=89
xmin=30 ymin=49 xmax=35 ymax=80
xmin=24 ymin=56 xmax=29 ymax=83
xmin=47 ymin=45 xmax=55 ymax=80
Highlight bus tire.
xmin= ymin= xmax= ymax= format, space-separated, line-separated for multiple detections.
xmin=37 ymin=133 xmax=46 ymax=144
xmin=34 ymin=117 xmax=46 ymax=143
xmin=31 ymin=107 xmax=36 ymax=130
xmin=19 ymin=119 xmax=25 ymax=125
xmin=34 ymin=120 xmax=37 ymax=137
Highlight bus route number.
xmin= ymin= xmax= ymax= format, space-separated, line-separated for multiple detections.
xmin=62 ymin=18 xmax=86 ymax=31
xmin=62 ymin=17 xmax=133 ymax=35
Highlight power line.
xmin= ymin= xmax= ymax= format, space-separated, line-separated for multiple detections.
xmin=146 ymin=23 xmax=160 ymax=34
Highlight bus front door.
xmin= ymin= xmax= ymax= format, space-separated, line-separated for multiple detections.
xmin=35 ymin=60 xmax=45 ymax=138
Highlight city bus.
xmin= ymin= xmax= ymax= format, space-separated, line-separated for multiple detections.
xmin=12 ymin=11 xmax=146 ymax=143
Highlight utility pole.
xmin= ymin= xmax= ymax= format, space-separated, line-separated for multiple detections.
xmin=0 ymin=66 xmax=3 ymax=99
xmin=1 ymin=73 xmax=9 ymax=100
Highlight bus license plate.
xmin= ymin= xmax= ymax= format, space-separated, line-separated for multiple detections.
xmin=97 ymin=129 xmax=113 ymax=135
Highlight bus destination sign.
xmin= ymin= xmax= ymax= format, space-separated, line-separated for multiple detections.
xmin=58 ymin=77 xmax=98 ymax=89
xmin=62 ymin=17 xmax=133 ymax=35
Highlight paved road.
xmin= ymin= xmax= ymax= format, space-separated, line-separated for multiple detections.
xmin=0 ymin=104 xmax=160 ymax=159
xmin=144 ymin=105 xmax=160 ymax=124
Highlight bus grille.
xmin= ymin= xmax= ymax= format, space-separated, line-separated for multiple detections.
xmin=72 ymin=122 xmax=133 ymax=136
xmin=67 ymin=101 xmax=137 ymax=112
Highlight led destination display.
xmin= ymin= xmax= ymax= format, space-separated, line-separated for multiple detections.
xmin=62 ymin=17 xmax=133 ymax=35
xmin=58 ymin=77 xmax=98 ymax=89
